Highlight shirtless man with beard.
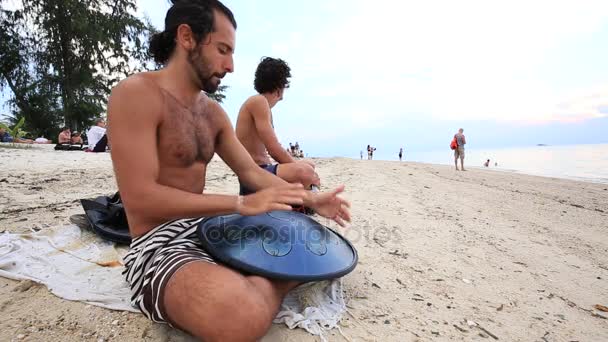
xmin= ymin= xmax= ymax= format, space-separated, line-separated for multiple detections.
xmin=107 ymin=1 xmax=350 ymax=340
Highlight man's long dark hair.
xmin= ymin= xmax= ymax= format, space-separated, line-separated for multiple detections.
xmin=149 ymin=0 xmax=236 ymax=65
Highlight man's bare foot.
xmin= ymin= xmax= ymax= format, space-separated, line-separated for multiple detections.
xmin=461 ymin=168 xmax=467 ymax=171
xmin=455 ymin=167 xmax=460 ymax=171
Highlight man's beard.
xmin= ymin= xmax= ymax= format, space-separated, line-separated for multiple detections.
xmin=187 ymin=49 xmax=225 ymax=93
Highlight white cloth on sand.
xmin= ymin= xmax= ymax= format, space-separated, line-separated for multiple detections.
xmin=0 ymin=224 xmax=347 ymax=338
xmin=0 ymin=224 xmax=135 ymax=311
xmin=275 ymin=279 xmax=347 ymax=341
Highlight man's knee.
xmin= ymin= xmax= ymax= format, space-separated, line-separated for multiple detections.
xmin=178 ymin=279 xmax=275 ymax=341
xmin=206 ymin=286 xmax=275 ymax=341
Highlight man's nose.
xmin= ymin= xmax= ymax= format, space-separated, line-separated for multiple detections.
xmin=224 ymin=56 xmax=234 ymax=73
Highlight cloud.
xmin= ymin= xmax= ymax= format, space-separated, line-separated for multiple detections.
xmin=230 ymin=0 xmax=608 ymax=125
xmin=551 ymin=86 xmax=608 ymax=122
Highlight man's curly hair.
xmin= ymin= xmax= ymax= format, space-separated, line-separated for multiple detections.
xmin=254 ymin=57 xmax=291 ymax=94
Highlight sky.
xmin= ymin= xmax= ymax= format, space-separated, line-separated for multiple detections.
xmin=2 ymin=0 xmax=608 ymax=158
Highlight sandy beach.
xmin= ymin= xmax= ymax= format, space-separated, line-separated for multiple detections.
xmin=1 ymin=144 xmax=607 ymax=341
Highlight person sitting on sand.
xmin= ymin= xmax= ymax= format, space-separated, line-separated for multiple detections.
xmin=106 ymin=2 xmax=350 ymax=340
xmin=235 ymin=57 xmax=320 ymax=195
xmin=86 ymin=118 xmax=108 ymax=152
xmin=58 ymin=127 xmax=71 ymax=144
xmin=56 ymin=127 xmax=81 ymax=150
xmin=71 ymin=131 xmax=83 ymax=145
xmin=454 ymin=128 xmax=466 ymax=171
xmin=484 ymin=159 xmax=490 ymax=167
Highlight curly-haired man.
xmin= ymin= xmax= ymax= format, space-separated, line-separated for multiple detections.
xmin=236 ymin=57 xmax=319 ymax=196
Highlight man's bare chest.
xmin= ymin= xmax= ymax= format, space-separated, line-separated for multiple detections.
xmin=157 ymin=98 xmax=219 ymax=167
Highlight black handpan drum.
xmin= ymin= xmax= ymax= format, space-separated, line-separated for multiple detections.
xmin=197 ymin=211 xmax=358 ymax=281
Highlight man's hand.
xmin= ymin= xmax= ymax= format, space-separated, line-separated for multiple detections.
xmin=295 ymin=160 xmax=320 ymax=187
xmin=310 ymin=185 xmax=351 ymax=227
xmin=298 ymin=159 xmax=316 ymax=169
xmin=238 ymin=183 xmax=307 ymax=216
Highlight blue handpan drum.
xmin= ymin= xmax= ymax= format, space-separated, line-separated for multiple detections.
xmin=197 ymin=211 xmax=358 ymax=281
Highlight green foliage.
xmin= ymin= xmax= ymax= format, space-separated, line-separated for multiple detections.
xmin=0 ymin=0 xmax=153 ymax=134
xmin=0 ymin=117 xmax=28 ymax=139
xmin=207 ymin=85 xmax=229 ymax=104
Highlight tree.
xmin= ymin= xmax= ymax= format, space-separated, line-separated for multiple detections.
xmin=0 ymin=0 xmax=153 ymax=135
xmin=208 ymin=85 xmax=229 ymax=103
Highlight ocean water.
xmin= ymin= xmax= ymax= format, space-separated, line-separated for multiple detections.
xmin=371 ymin=144 xmax=608 ymax=184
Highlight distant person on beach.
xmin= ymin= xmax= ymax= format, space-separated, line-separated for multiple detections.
xmin=367 ymin=145 xmax=376 ymax=160
xmin=495 ymin=162 xmax=498 ymax=167
xmin=55 ymin=127 xmax=73 ymax=149
xmin=399 ymin=147 xmax=403 ymax=161
xmin=56 ymin=128 xmax=86 ymax=150
xmin=58 ymin=127 xmax=71 ymax=144
xmin=235 ymin=57 xmax=319 ymax=195
xmin=484 ymin=159 xmax=490 ymax=167
xmin=0 ymin=127 xmax=13 ymax=142
xmin=360 ymin=150 xmax=363 ymax=160
xmin=454 ymin=128 xmax=466 ymax=171
xmin=86 ymin=118 xmax=108 ymax=152
xmin=106 ymin=3 xmax=350 ymax=339
xmin=71 ymin=131 xmax=84 ymax=145
xmin=0 ymin=127 xmax=33 ymax=143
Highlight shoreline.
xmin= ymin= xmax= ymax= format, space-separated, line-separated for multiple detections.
xmin=4 ymin=143 xmax=608 ymax=184
xmin=347 ymin=143 xmax=608 ymax=185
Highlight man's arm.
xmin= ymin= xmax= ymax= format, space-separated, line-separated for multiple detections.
xmin=249 ymin=97 xmax=294 ymax=164
xmin=108 ymin=77 xmax=245 ymax=233
xmin=215 ymin=101 xmax=293 ymax=191
xmin=215 ymin=105 xmax=351 ymax=226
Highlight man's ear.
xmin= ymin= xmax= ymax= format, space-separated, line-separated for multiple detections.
xmin=176 ymin=24 xmax=195 ymax=51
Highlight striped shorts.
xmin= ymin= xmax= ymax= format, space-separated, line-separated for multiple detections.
xmin=122 ymin=218 xmax=216 ymax=324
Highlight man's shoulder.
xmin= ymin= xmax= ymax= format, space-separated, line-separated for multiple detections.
xmin=109 ymin=72 xmax=164 ymax=118
xmin=200 ymin=95 xmax=225 ymax=117
xmin=243 ymin=94 xmax=267 ymax=106
xmin=111 ymin=72 xmax=159 ymax=98
xmin=244 ymin=95 xmax=270 ymax=116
